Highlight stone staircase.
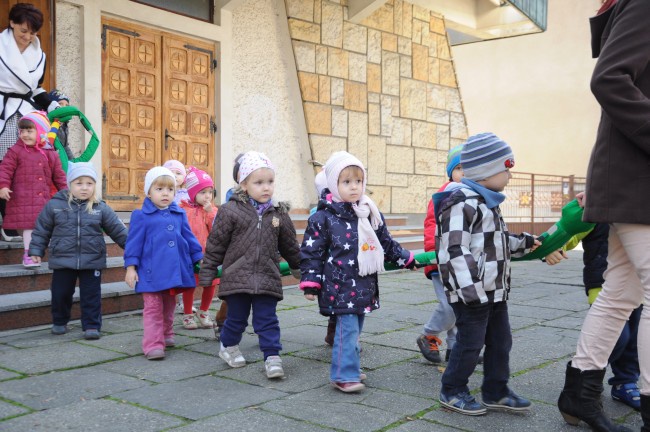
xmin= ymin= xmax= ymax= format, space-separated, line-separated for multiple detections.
xmin=0 ymin=213 xmax=424 ymax=331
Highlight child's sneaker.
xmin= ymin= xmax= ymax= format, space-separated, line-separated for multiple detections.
xmin=175 ymin=302 xmax=197 ymax=314
xmin=83 ymin=329 xmax=101 ymax=340
xmin=164 ymin=337 xmax=176 ymax=347
xmin=416 ymin=334 xmax=442 ymax=364
xmin=51 ymin=325 xmax=67 ymax=335
xmin=22 ymin=252 xmax=40 ymax=268
xmin=195 ymin=309 xmax=213 ymax=328
xmin=145 ymin=349 xmax=165 ymax=360
xmin=265 ymin=355 xmax=284 ymax=378
xmin=219 ymin=343 xmax=246 ymax=368
xmin=182 ymin=314 xmax=198 ymax=330
xmin=611 ymin=383 xmax=641 ymax=411
xmin=482 ymin=390 xmax=532 ymax=412
xmin=439 ymin=391 xmax=487 ymax=416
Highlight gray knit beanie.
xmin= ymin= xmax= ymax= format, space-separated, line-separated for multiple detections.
xmin=460 ymin=133 xmax=514 ymax=181
xmin=67 ymin=162 xmax=97 ymax=188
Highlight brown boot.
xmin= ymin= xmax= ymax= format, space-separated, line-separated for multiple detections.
xmin=325 ymin=317 xmax=336 ymax=346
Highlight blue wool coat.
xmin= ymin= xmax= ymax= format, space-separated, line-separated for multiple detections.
xmin=124 ymin=198 xmax=203 ymax=293
xmin=300 ymin=194 xmax=411 ymax=316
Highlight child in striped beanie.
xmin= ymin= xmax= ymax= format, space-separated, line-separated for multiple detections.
xmin=435 ymin=132 xmax=540 ymax=415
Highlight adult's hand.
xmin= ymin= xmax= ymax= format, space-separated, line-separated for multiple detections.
xmin=576 ymin=192 xmax=586 ymax=208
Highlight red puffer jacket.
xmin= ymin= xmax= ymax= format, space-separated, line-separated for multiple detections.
xmin=423 ymin=181 xmax=450 ymax=278
xmin=0 ymin=142 xmax=67 ymax=229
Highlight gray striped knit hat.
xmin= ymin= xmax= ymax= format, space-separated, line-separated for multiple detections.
xmin=460 ymin=133 xmax=514 ymax=181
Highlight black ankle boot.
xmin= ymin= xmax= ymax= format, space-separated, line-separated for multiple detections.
xmin=642 ymin=394 xmax=650 ymax=432
xmin=557 ymin=362 xmax=632 ymax=432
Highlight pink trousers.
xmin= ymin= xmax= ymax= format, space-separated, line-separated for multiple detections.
xmin=142 ymin=292 xmax=176 ymax=355
xmin=572 ymin=223 xmax=650 ymax=395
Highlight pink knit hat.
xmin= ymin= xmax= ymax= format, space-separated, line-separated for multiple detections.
xmin=163 ymin=160 xmax=186 ymax=178
xmin=20 ymin=111 xmax=51 ymax=147
xmin=185 ymin=167 xmax=214 ymax=203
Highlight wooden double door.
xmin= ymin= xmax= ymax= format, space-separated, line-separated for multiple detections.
xmin=101 ymin=18 xmax=218 ymax=210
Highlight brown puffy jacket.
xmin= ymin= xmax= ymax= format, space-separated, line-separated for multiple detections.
xmin=198 ymin=191 xmax=300 ymax=300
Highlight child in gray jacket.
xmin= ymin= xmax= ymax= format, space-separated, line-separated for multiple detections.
xmin=29 ymin=163 xmax=127 ymax=340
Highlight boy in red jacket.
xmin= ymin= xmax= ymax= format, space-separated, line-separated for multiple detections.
xmin=416 ymin=144 xmax=463 ymax=364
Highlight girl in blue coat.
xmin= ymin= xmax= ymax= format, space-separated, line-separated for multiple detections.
xmin=124 ymin=166 xmax=203 ymax=360
xmin=300 ymin=151 xmax=415 ymax=393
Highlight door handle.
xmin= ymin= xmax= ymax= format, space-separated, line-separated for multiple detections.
xmin=164 ymin=128 xmax=176 ymax=150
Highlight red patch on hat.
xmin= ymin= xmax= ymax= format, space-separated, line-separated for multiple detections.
xmin=504 ymin=158 xmax=515 ymax=169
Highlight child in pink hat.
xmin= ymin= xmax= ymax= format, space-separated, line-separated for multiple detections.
xmin=179 ymin=167 xmax=222 ymax=330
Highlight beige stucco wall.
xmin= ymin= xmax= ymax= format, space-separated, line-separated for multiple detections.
xmin=451 ymin=0 xmax=602 ymax=177
xmin=229 ymin=0 xmax=315 ymax=206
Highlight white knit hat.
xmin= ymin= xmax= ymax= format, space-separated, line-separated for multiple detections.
xmin=324 ymin=151 xmax=366 ymax=202
xmin=144 ymin=166 xmax=176 ymax=195
xmin=67 ymin=162 xmax=97 ymax=188
xmin=314 ymin=170 xmax=327 ymax=196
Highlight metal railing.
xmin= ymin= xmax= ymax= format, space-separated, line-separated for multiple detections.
xmin=502 ymin=172 xmax=586 ymax=235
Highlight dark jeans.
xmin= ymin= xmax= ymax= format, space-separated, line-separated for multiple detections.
xmin=51 ymin=269 xmax=102 ymax=330
xmin=441 ymin=301 xmax=512 ymax=401
xmin=220 ymin=293 xmax=281 ymax=360
xmin=609 ymin=305 xmax=642 ymax=385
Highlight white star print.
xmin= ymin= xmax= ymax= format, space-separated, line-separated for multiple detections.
xmin=343 ymin=242 xmax=351 ymax=250
xmin=351 ymin=279 xmax=356 ymax=287
xmin=309 ymin=269 xmax=315 ymax=273
xmin=397 ymin=258 xmax=405 ymax=266
xmin=328 ymin=256 xmax=333 ymax=264
xmin=347 ymin=302 xmax=354 ymax=308
xmin=348 ymin=259 xmax=355 ymax=266
xmin=346 ymin=222 xmax=351 ymax=230
xmin=305 ymin=237 xmax=315 ymax=247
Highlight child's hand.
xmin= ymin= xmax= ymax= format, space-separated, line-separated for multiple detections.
xmin=30 ymin=256 xmax=41 ymax=264
xmin=304 ymin=294 xmax=316 ymax=301
xmin=576 ymin=192 xmax=586 ymax=208
xmin=203 ymin=202 xmax=212 ymax=212
xmin=0 ymin=187 xmax=11 ymax=200
xmin=545 ymin=250 xmax=568 ymax=266
xmin=529 ymin=238 xmax=542 ymax=252
xmin=125 ymin=266 xmax=138 ymax=288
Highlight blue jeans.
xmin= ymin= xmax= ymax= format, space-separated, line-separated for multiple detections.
xmin=331 ymin=313 xmax=365 ymax=383
xmin=609 ymin=305 xmax=642 ymax=385
xmin=220 ymin=293 xmax=281 ymax=360
xmin=441 ymin=301 xmax=512 ymax=401
xmin=423 ymin=274 xmax=457 ymax=349
xmin=51 ymin=269 xmax=102 ymax=331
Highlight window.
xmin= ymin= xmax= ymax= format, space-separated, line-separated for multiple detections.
xmin=132 ymin=0 xmax=214 ymax=23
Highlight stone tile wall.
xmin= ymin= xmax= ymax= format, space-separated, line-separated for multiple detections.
xmin=286 ymin=0 xmax=468 ymax=212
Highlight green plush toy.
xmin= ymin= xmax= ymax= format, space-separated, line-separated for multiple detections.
xmin=47 ymin=106 xmax=100 ymax=172
xmin=512 ymin=199 xmax=595 ymax=261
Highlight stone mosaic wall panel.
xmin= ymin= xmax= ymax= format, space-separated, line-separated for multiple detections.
xmin=286 ymin=0 xmax=468 ymax=212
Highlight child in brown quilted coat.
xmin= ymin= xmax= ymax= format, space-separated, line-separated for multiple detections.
xmin=198 ymin=151 xmax=300 ymax=379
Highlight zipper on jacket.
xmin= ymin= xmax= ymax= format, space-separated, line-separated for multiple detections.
xmin=76 ymin=202 xmax=81 ymax=269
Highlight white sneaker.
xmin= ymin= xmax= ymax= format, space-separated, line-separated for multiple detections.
xmin=195 ymin=310 xmax=213 ymax=329
xmin=1 ymin=229 xmax=22 ymax=242
xmin=265 ymin=355 xmax=284 ymax=379
xmin=182 ymin=314 xmax=198 ymax=330
xmin=219 ymin=343 xmax=246 ymax=368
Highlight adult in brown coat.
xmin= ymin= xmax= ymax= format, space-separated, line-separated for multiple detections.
xmin=198 ymin=151 xmax=300 ymax=379
xmin=557 ymin=1 xmax=650 ymax=431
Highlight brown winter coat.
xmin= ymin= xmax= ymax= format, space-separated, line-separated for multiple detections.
xmin=198 ymin=191 xmax=300 ymax=300
xmin=584 ymin=0 xmax=650 ymax=224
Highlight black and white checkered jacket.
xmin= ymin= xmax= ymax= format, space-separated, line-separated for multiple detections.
xmin=434 ymin=185 xmax=535 ymax=305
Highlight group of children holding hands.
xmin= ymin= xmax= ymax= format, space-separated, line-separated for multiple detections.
xmin=0 ymin=113 xmax=640 ymax=417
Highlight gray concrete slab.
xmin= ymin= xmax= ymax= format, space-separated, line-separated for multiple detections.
xmin=171 ymin=407 xmax=336 ymax=431
xmin=0 ymin=399 xmax=29 ymax=420
xmin=0 ymin=399 xmax=184 ymax=431
xmin=114 ymin=375 xmax=288 ymax=420
xmin=0 ymin=366 xmax=147 ymax=410
xmin=0 ymin=256 xmax=644 ymax=431
xmin=0 ymin=341 xmax=125 ymax=374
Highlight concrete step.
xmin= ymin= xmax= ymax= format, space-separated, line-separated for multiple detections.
xmin=0 ymin=239 xmax=124 ymax=265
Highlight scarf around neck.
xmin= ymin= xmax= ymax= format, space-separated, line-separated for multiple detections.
xmin=345 ymin=194 xmax=385 ymax=276
xmin=461 ymin=178 xmax=506 ymax=209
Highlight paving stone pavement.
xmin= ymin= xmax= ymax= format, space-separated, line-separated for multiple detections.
xmin=0 ymin=251 xmax=643 ymax=431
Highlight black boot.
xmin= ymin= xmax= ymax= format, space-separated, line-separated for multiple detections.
xmin=557 ymin=362 xmax=632 ymax=432
xmin=642 ymin=394 xmax=650 ymax=432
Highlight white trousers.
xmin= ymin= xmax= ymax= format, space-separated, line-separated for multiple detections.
xmin=573 ymin=223 xmax=650 ymax=395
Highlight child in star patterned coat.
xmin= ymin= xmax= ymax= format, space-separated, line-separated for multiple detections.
xmin=300 ymin=151 xmax=415 ymax=393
